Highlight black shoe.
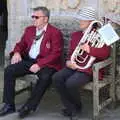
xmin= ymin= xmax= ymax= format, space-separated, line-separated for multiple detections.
xmin=18 ymin=106 xmax=32 ymax=118
xmin=61 ymin=107 xmax=81 ymax=117
xmin=0 ymin=104 xmax=15 ymax=116
xmin=61 ymin=108 xmax=72 ymax=117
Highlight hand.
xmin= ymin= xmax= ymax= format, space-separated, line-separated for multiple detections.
xmin=66 ymin=60 xmax=77 ymax=70
xmin=29 ymin=64 xmax=40 ymax=73
xmin=80 ymin=43 xmax=90 ymax=53
xmin=11 ymin=52 xmax=22 ymax=64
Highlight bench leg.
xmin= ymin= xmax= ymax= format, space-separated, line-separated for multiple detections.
xmin=93 ymin=85 xmax=100 ymax=120
xmin=92 ymin=116 xmax=100 ymax=120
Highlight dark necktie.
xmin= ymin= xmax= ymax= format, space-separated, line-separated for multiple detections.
xmin=35 ymin=30 xmax=45 ymax=41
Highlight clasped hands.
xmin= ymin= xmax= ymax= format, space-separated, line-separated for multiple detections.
xmin=66 ymin=60 xmax=77 ymax=70
xmin=11 ymin=52 xmax=40 ymax=73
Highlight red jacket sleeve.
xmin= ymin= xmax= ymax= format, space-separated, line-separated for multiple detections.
xmin=89 ymin=45 xmax=111 ymax=60
xmin=11 ymin=28 xmax=28 ymax=56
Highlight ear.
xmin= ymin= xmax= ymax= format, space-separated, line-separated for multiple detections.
xmin=44 ymin=17 xmax=49 ymax=23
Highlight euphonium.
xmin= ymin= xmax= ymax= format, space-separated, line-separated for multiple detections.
xmin=71 ymin=20 xmax=104 ymax=69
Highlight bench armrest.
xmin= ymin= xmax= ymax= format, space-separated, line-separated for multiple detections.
xmin=92 ymin=57 xmax=112 ymax=84
xmin=92 ymin=57 xmax=112 ymax=71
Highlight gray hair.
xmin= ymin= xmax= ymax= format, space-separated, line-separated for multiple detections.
xmin=33 ymin=6 xmax=50 ymax=20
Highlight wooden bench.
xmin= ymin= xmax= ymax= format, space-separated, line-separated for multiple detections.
xmin=12 ymin=46 xmax=116 ymax=120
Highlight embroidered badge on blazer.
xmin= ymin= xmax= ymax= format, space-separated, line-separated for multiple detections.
xmin=46 ymin=42 xmax=51 ymax=49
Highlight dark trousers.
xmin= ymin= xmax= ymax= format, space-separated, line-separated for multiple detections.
xmin=3 ymin=59 xmax=56 ymax=110
xmin=52 ymin=67 xmax=91 ymax=111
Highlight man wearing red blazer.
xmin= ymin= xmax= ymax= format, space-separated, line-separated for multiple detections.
xmin=0 ymin=6 xmax=63 ymax=118
xmin=52 ymin=7 xmax=111 ymax=119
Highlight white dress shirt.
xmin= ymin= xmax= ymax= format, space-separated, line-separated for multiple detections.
xmin=29 ymin=24 xmax=47 ymax=59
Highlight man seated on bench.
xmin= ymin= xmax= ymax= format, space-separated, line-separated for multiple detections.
xmin=52 ymin=6 xmax=111 ymax=119
xmin=0 ymin=6 xmax=63 ymax=118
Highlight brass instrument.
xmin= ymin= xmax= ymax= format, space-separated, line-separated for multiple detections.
xmin=71 ymin=20 xmax=104 ymax=69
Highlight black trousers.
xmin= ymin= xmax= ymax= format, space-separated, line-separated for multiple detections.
xmin=52 ymin=67 xmax=91 ymax=111
xmin=3 ymin=59 xmax=56 ymax=110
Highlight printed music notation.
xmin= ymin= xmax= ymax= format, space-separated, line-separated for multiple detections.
xmin=98 ymin=23 xmax=120 ymax=45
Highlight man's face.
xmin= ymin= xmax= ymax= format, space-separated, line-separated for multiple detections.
xmin=31 ymin=10 xmax=48 ymax=28
xmin=79 ymin=20 xmax=92 ymax=30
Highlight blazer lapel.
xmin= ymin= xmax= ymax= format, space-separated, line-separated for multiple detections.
xmin=39 ymin=24 xmax=50 ymax=53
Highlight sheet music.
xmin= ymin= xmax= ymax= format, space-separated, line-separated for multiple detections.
xmin=98 ymin=23 xmax=120 ymax=45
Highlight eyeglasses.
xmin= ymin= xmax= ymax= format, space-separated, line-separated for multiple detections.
xmin=31 ymin=15 xmax=45 ymax=19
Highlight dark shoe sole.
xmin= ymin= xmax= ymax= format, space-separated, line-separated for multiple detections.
xmin=18 ymin=109 xmax=31 ymax=119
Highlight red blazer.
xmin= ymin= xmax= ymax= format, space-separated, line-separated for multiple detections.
xmin=67 ymin=31 xmax=111 ymax=79
xmin=10 ymin=24 xmax=63 ymax=71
